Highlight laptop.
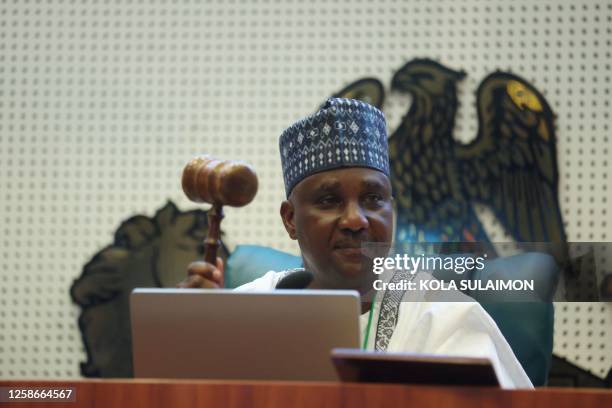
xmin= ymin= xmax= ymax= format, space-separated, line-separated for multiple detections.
xmin=130 ymin=288 xmax=360 ymax=381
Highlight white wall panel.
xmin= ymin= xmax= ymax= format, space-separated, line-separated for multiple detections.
xmin=0 ymin=0 xmax=610 ymax=379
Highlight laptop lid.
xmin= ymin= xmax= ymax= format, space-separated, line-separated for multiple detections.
xmin=130 ymin=288 xmax=360 ymax=381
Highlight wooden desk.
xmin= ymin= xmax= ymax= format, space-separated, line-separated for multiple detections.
xmin=1 ymin=379 xmax=611 ymax=408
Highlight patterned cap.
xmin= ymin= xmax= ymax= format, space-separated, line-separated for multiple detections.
xmin=279 ymin=97 xmax=390 ymax=197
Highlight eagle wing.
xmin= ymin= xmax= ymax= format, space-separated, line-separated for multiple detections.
xmin=456 ymin=73 xmax=566 ymax=249
xmin=332 ymin=77 xmax=385 ymax=109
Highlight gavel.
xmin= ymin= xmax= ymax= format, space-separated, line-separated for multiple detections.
xmin=182 ymin=155 xmax=258 ymax=271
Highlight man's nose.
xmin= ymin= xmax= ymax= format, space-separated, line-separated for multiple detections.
xmin=338 ymin=201 xmax=369 ymax=231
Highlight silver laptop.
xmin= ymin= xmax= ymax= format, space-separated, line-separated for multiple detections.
xmin=130 ymin=288 xmax=360 ymax=381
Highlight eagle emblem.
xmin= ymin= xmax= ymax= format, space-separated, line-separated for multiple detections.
xmin=70 ymin=201 xmax=229 ymax=376
xmin=334 ymin=58 xmax=570 ymax=269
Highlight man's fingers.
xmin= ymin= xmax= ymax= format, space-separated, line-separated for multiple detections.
xmin=216 ymin=257 xmax=225 ymax=274
xmin=176 ymin=274 xmax=202 ymax=288
xmin=216 ymin=257 xmax=225 ymax=286
xmin=190 ymin=274 xmax=220 ymax=289
xmin=186 ymin=275 xmax=204 ymax=288
xmin=187 ymin=261 xmax=222 ymax=284
xmin=177 ymin=274 xmax=220 ymax=289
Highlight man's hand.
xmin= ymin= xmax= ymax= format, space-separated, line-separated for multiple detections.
xmin=177 ymin=257 xmax=224 ymax=289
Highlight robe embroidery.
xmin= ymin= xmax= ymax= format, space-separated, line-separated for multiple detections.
xmin=374 ymin=270 xmax=416 ymax=351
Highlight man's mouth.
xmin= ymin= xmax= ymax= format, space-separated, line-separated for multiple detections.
xmin=334 ymin=240 xmax=363 ymax=249
xmin=333 ymin=241 xmax=368 ymax=259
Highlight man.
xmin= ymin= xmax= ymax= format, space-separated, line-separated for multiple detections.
xmin=178 ymin=98 xmax=533 ymax=389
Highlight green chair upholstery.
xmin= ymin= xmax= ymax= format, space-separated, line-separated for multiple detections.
xmin=224 ymin=244 xmax=558 ymax=386
xmin=224 ymin=244 xmax=302 ymax=288
xmin=468 ymin=253 xmax=558 ymax=387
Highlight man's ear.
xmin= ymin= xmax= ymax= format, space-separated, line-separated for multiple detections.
xmin=280 ymin=200 xmax=297 ymax=240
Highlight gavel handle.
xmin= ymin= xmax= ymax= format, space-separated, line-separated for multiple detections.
xmin=204 ymin=203 xmax=224 ymax=268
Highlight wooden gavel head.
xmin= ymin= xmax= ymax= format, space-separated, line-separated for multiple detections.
xmin=182 ymin=155 xmax=258 ymax=207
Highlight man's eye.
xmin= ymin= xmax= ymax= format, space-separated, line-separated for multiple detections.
xmin=364 ymin=194 xmax=384 ymax=205
xmin=316 ymin=196 xmax=340 ymax=206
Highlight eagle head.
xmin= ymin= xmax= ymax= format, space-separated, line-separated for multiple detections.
xmin=505 ymin=79 xmax=544 ymax=112
xmin=478 ymin=73 xmax=554 ymax=135
xmin=392 ymin=59 xmax=466 ymax=96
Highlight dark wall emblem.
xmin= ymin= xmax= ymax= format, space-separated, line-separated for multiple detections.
xmin=334 ymin=58 xmax=570 ymax=268
xmin=333 ymin=58 xmax=609 ymax=383
xmin=70 ymin=201 xmax=228 ymax=377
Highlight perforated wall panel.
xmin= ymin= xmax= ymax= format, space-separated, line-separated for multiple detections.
xmin=1 ymin=0 xmax=610 ymax=379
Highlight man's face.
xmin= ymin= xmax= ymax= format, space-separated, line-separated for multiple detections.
xmin=280 ymin=167 xmax=393 ymax=292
